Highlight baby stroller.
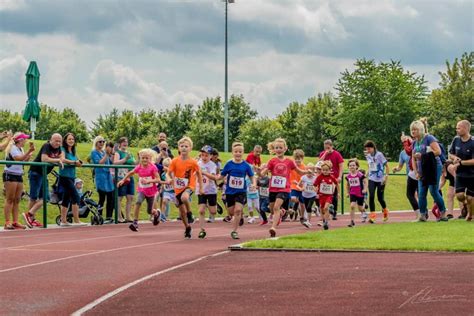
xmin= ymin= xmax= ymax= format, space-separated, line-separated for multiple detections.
xmin=49 ymin=171 xmax=104 ymax=226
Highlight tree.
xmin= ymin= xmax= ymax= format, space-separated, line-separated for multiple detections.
xmin=0 ymin=110 xmax=29 ymax=134
xmin=277 ymin=102 xmax=304 ymax=151
xmin=239 ymin=118 xmax=284 ymax=154
xmin=228 ymin=94 xmax=258 ymax=143
xmin=334 ymin=59 xmax=427 ymax=158
xmin=91 ymin=108 xmax=120 ymax=141
xmin=427 ymin=52 xmax=474 ymax=145
xmin=188 ymin=97 xmax=224 ymax=150
xmin=162 ymin=104 xmax=195 ymax=147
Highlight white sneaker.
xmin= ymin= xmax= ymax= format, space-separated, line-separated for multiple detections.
xmin=60 ymin=222 xmax=72 ymax=227
xmin=361 ymin=212 xmax=368 ymax=223
xmin=248 ymin=217 xmax=255 ymax=224
xmin=317 ymin=221 xmax=323 ymax=227
xmin=72 ymin=222 xmax=87 ymax=226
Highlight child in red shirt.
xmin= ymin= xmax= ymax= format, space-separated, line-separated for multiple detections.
xmin=314 ymin=161 xmax=338 ymax=230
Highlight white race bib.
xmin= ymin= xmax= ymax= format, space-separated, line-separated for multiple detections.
xmin=320 ymin=183 xmax=334 ymax=195
xmin=271 ymin=176 xmax=287 ymax=189
xmin=259 ymin=187 xmax=269 ymax=197
xmin=248 ymin=186 xmax=258 ymax=194
xmin=174 ymin=177 xmax=189 ymax=190
xmin=163 ymin=184 xmax=173 ymax=191
xmin=229 ymin=176 xmax=244 ymax=189
xmin=138 ymin=176 xmax=153 ymax=189
xmin=304 ymin=183 xmax=315 ymax=193
xmin=349 ymin=177 xmax=360 ymax=187
xmin=369 ymin=162 xmax=377 ymax=172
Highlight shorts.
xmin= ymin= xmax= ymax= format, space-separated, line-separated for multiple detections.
xmin=445 ymin=171 xmax=455 ymax=188
xmin=455 ymin=176 xmax=474 ymax=197
xmin=198 ymin=194 xmax=217 ymax=206
xmin=303 ymin=196 xmax=316 ymax=211
xmin=118 ymin=177 xmax=135 ymax=197
xmin=162 ymin=191 xmax=176 ymax=204
xmin=269 ymin=192 xmax=289 ymax=203
xmin=247 ymin=197 xmax=260 ymax=211
xmin=28 ymin=171 xmax=49 ymax=201
xmin=3 ymin=172 xmax=23 ymax=183
xmin=176 ymin=188 xmax=194 ymax=206
xmin=136 ymin=192 xmax=156 ymax=214
xmin=226 ymin=192 xmax=247 ymax=208
xmin=290 ymin=189 xmax=304 ymax=203
xmin=350 ymin=195 xmax=364 ymax=206
xmin=319 ymin=195 xmax=333 ymax=208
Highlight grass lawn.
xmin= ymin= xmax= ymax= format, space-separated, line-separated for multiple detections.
xmin=244 ymin=221 xmax=474 ymax=252
xmin=1 ymin=140 xmax=444 ymax=226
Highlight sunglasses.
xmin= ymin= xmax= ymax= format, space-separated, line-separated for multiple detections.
xmin=97 ymin=140 xmax=105 ymax=143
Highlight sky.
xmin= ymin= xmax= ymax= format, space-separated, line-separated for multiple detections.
xmin=0 ymin=0 xmax=473 ymax=126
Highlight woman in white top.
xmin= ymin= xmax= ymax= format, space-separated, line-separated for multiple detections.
xmin=3 ymin=132 xmax=35 ymax=230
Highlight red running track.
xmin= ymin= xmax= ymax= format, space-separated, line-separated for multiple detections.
xmin=1 ymin=212 xmax=471 ymax=315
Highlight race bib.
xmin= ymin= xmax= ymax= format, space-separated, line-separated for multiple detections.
xmin=259 ymin=187 xmax=269 ymax=197
xmin=369 ymin=162 xmax=377 ymax=172
xmin=229 ymin=176 xmax=244 ymax=189
xmin=202 ymin=176 xmax=208 ymax=184
xmin=163 ymin=184 xmax=173 ymax=191
xmin=349 ymin=177 xmax=360 ymax=187
xmin=174 ymin=177 xmax=189 ymax=190
xmin=270 ymin=176 xmax=287 ymax=189
xmin=138 ymin=176 xmax=153 ymax=189
xmin=320 ymin=183 xmax=334 ymax=195
xmin=304 ymin=183 xmax=315 ymax=193
xmin=248 ymin=186 xmax=258 ymax=194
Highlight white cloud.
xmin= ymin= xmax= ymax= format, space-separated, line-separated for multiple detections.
xmin=0 ymin=0 xmax=26 ymax=11
xmin=0 ymin=54 xmax=28 ymax=93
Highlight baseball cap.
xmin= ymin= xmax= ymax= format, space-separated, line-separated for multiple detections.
xmin=74 ymin=178 xmax=83 ymax=185
xmin=13 ymin=132 xmax=30 ymax=141
xmin=200 ymin=145 xmax=213 ymax=154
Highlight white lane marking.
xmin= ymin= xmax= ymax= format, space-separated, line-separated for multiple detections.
xmin=71 ymin=251 xmax=230 ymax=316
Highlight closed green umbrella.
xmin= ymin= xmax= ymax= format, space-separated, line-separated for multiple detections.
xmin=22 ymin=61 xmax=41 ymax=139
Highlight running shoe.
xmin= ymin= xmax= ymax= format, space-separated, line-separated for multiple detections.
xmin=31 ymin=219 xmax=43 ymax=227
xmin=247 ymin=217 xmax=255 ymax=224
xmin=269 ymin=228 xmax=276 ymax=238
xmin=259 ymin=220 xmax=268 ymax=226
xmin=104 ymin=218 xmax=114 ymax=224
xmin=361 ymin=212 xmax=368 ymax=223
xmin=418 ymin=214 xmax=427 ymax=222
xmin=369 ymin=212 xmax=376 ymax=224
xmin=230 ymin=231 xmax=239 ymax=240
xmin=22 ymin=212 xmax=34 ymax=228
xmin=153 ymin=209 xmax=161 ymax=226
xmin=317 ymin=221 xmax=323 ymax=227
xmin=329 ymin=204 xmax=337 ymax=220
xmin=187 ymin=212 xmax=194 ymax=224
xmin=431 ymin=204 xmax=441 ymax=220
xmin=60 ymin=222 xmax=72 ymax=227
xmin=129 ymin=222 xmax=139 ymax=232
xmin=323 ymin=220 xmax=329 ymax=230
xmin=447 ymin=214 xmax=454 ymax=219
xmin=4 ymin=222 xmax=14 ymax=230
xmin=223 ymin=216 xmax=232 ymax=223
xmin=198 ymin=229 xmax=207 ymax=239
xmin=207 ymin=215 xmax=215 ymax=223
xmin=383 ymin=208 xmax=389 ymax=222
xmin=184 ymin=226 xmax=192 ymax=239
xmin=348 ymin=220 xmax=355 ymax=228
xmin=300 ymin=218 xmax=311 ymax=228
xmin=12 ymin=222 xmax=26 ymax=230
xmin=72 ymin=222 xmax=87 ymax=226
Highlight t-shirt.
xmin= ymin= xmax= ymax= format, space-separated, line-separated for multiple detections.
xmin=30 ymin=142 xmax=61 ymax=174
xmin=221 ymin=160 xmax=254 ymax=195
xmin=116 ymin=150 xmax=135 ymax=179
xmin=449 ymin=135 xmax=474 ymax=178
xmin=398 ymin=150 xmax=417 ymax=180
xmin=346 ymin=171 xmax=365 ymax=197
xmin=318 ymin=150 xmax=344 ymax=178
xmin=91 ymin=150 xmax=114 ymax=192
xmin=134 ymin=163 xmax=159 ymax=197
xmin=246 ymin=151 xmax=262 ymax=167
xmin=314 ymin=174 xmax=338 ymax=197
xmin=59 ymin=147 xmax=78 ymax=179
xmin=168 ymin=156 xmax=200 ymax=195
xmin=246 ymin=177 xmax=259 ymax=199
xmin=196 ymin=160 xmax=218 ymax=195
xmin=412 ymin=134 xmax=442 ymax=175
xmin=267 ymin=157 xmax=297 ymax=193
xmin=257 ymin=176 xmax=270 ymax=198
xmin=290 ymin=162 xmax=305 ymax=191
xmin=300 ymin=175 xmax=317 ymax=198
xmin=161 ymin=172 xmax=174 ymax=193
xmin=365 ymin=151 xmax=387 ymax=183
xmin=5 ymin=145 xmax=24 ymax=175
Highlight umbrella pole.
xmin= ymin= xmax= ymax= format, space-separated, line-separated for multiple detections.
xmin=31 ymin=118 xmax=36 ymax=140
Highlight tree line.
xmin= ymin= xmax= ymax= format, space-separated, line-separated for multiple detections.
xmin=1 ymin=52 xmax=472 ymax=159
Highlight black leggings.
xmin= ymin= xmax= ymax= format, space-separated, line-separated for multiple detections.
xmin=59 ymin=176 xmax=80 ymax=208
xmin=406 ymin=177 xmax=419 ymax=211
xmin=98 ymin=190 xmax=114 ymax=219
xmin=368 ymin=180 xmax=387 ymax=212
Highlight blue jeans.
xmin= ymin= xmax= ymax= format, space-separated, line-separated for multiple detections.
xmin=418 ymin=164 xmax=446 ymax=214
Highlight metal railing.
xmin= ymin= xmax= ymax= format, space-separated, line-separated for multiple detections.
xmin=0 ymin=160 xmax=134 ymax=228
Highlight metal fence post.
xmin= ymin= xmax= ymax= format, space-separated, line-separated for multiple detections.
xmin=42 ymin=164 xmax=48 ymax=228
xmin=114 ymin=171 xmax=119 ymax=224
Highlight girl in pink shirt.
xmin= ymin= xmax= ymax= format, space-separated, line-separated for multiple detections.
xmin=345 ymin=159 xmax=368 ymax=227
xmin=118 ymin=149 xmax=162 ymax=232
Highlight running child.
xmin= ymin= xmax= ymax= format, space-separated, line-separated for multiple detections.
xmin=160 ymin=158 xmax=175 ymax=221
xmin=118 ymin=149 xmax=161 ymax=232
xmin=289 ymin=149 xmax=310 ymax=227
xmin=257 ymin=164 xmax=270 ymax=225
xmin=196 ymin=145 xmax=218 ymax=238
xmin=314 ymin=161 xmax=338 ymax=230
xmin=246 ymin=174 xmax=259 ymax=223
xmin=297 ymin=163 xmax=317 ymax=224
xmin=345 ymin=159 xmax=368 ymax=227
xmin=260 ymin=138 xmax=309 ymax=238
xmin=166 ymin=136 xmax=204 ymax=238
xmin=219 ymin=142 xmax=256 ymax=239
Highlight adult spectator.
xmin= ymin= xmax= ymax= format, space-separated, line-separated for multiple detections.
xmin=449 ymin=120 xmax=473 ymax=221
xmin=318 ymin=140 xmax=344 ymax=220
xmin=392 ymin=133 xmax=419 ymax=219
xmin=410 ymin=119 xmax=447 ymax=222
xmin=59 ymin=133 xmax=86 ymax=226
xmin=246 ymin=145 xmax=262 ymax=167
xmin=152 ymin=132 xmax=174 ymax=159
xmin=114 ymin=137 xmax=136 ymax=223
xmin=23 ymin=133 xmax=63 ymax=228
xmin=3 ymin=132 xmax=35 ymax=229
xmin=154 ymin=141 xmax=171 ymax=167
xmin=91 ymin=136 xmax=115 ymax=224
